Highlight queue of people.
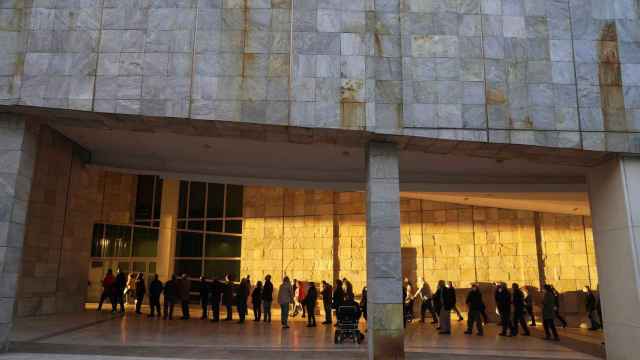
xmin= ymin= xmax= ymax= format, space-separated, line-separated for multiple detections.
xmin=97 ymin=269 xmax=601 ymax=342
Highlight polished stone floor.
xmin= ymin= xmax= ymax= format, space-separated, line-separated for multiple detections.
xmin=5 ymin=304 xmax=605 ymax=360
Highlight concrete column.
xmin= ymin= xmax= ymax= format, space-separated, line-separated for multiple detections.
xmin=0 ymin=115 xmax=38 ymax=351
xmin=588 ymin=156 xmax=640 ymax=360
xmin=365 ymin=142 xmax=404 ymax=360
xmin=156 ymin=179 xmax=179 ymax=282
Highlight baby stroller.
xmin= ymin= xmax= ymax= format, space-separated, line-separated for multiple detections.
xmin=334 ymin=305 xmax=364 ymax=344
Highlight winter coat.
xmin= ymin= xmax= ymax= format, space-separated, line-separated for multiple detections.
xmin=262 ymin=281 xmax=273 ymax=302
xmin=149 ymin=279 xmax=163 ymax=298
xmin=512 ymin=288 xmax=526 ymax=314
xmin=466 ymin=290 xmax=484 ymax=311
xmin=495 ymin=288 xmax=511 ymax=313
xmin=332 ymin=287 xmax=345 ymax=309
xmin=222 ymin=281 xmax=234 ymax=305
xmin=135 ymin=278 xmax=146 ymax=297
xmin=542 ymin=291 xmax=556 ymax=320
xmin=278 ymin=282 xmax=293 ymax=305
xmin=585 ymin=291 xmax=597 ymax=312
xmin=199 ymin=281 xmax=209 ymax=302
xmin=164 ymin=279 xmax=178 ymax=301
xmin=321 ymin=285 xmax=332 ymax=304
xmin=115 ymin=272 xmax=127 ymax=292
xmin=305 ymin=286 xmax=318 ymax=308
xmin=251 ymin=287 xmax=262 ymax=305
xmin=178 ymin=278 xmax=191 ymax=301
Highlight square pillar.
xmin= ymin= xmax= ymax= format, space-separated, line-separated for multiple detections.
xmin=365 ymin=142 xmax=404 ymax=360
xmin=588 ymin=156 xmax=640 ymax=360
xmin=0 ymin=115 xmax=38 ymax=351
xmin=157 ymin=179 xmax=179 ymax=282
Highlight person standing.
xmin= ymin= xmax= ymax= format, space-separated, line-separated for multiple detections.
xmin=464 ymin=283 xmax=484 ymax=336
xmin=178 ymin=274 xmax=191 ymax=320
xmin=416 ymin=278 xmax=436 ymax=324
xmin=199 ymin=276 xmax=210 ymax=320
xmin=550 ymin=285 xmax=567 ymax=328
xmin=210 ymin=277 xmax=223 ymax=322
xmin=321 ymin=280 xmax=333 ymax=325
xmin=524 ymin=286 xmax=536 ymax=327
xmin=511 ymin=283 xmax=530 ymax=336
xmin=583 ymin=286 xmax=601 ymax=330
xmin=97 ymin=269 xmax=116 ymax=312
xmin=278 ymin=276 xmax=293 ymax=329
xmin=332 ymin=279 xmax=345 ymax=323
xmin=542 ymin=284 xmax=560 ymax=341
xmin=360 ymin=286 xmax=367 ymax=322
xmin=237 ymin=277 xmax=249 ymax=323
xmin=148 ymin=274 xmax=163 ymax=318
xmin=403 ymin=278 xmax=415 ymax=325
xmin=223 ymin=274 xmax=234 ymax=321
xmin=114 ymin=268 xmax=127 ymax=313
xmin=495 ymin=283 xmax=512 ymax=336
xmin=305 ymin=282 xmax=318 ymax=327
xmin=435 ymin=280 xmax=453 ymax=335
xmin=163 ymin=274 xmax=178 ymax=320
xmin=251 ymin=281 xmax=263 ymax=321
xmin=125 ymin=273 xmax=136 ymax=304
xmin=447 ymin=281 xmax=464 ymax=321
xmin=262 ymin=275 xmax=273 ymax=322
xmin=134 ymin=273 xmax=146 ymax=315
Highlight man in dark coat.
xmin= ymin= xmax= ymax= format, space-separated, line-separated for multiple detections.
xmin=511 ymin=283 xmax=530 ymax=336
xmin=210 ymin=277 xmax=223 ymax=322
xmin=332 ymin=279 xmax=345 ymax=323
xmin=262 ymin=275 xmax=274 ymax=322
xmin=584 ymin=286 xmax=601 ymax=330
xmin=237 ymin=277 xmax=249 ymax=323
xmin=435 ymin=280 xmax=454 ymax=334
xmin=223 ymin=274 xmax=235 ymax=321
xmin=199 ymin=276 xmax=210 ymax=320
xmin=148 ymin=274 xmax=163 ymax=317
xmin=114 ymin=268 xmax=127 ymax=313
xmin=305 ymin=282 xmax=318 ymax=327
xmin=178 ymin=274 xmax=191 ymax=320
xmin=163 ymin=274 xmax=178 ymax=320
xmin=321 ymin=281 xmax=332 ymax=324
xmin=495 ymin=283 xmax=512 ymax=336
xmin=524 ymin=286 xmax=536 ymax=326
xmin=464 ymin=283 xmax=484 ymax=336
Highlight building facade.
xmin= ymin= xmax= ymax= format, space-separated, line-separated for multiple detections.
xmin=1 ymin=1 xmax=640 ymax=359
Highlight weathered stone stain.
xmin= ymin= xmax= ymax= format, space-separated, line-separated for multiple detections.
xmin=340 ymin=79 xmax=364 ymax=102
xmin=341 ymin=102 xmax=365 ymax=129
xmin=598 ymin=22 xmax=626 ymax=132
xmin=485 ymin=87 xmax=506 ymax=105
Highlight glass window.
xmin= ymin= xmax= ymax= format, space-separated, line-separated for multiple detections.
xmin=204 ymin=260 xmax=240 ymax=280
xmin=187 ymin=220 xmax=204 ymax=231
xmin=206 ymin=220 xmax=223 ymax=233
xmin=175 ymin=260 xmax=202 ymax=278
xmin=132 ymin=227 xmax=158 ymax=257
xmin=105 ymin=225 xmax=131 ymax=257
xmin=175 ymin=231 xmax=203 ymax=257
xmin=154 ymin=178 xmax=163 ymax=220
xmin=135 ymin=175 xmax=155 ymax=223
xmin=207 ymin=183 xmax=225 ymax=218
xmin=178 ymin=181 xmax=188 ymax=219
xmin=148 ymin=262 xmax=156 ymax=274
xmin=91 ymin=224 xmax=105 ymax=257
xmin=225 ymin=185 xmax=243 ymax=217
xmin=205 ymin=234 xmax=241 ymax=258
xmin=188 ymin=182 xmax=206 ymax=219
xmin=132 ymin=261 xmax=146 ymax=273
xmin=225 ymin=220 xmax=243 ymax=234
xmin=117 ymin=262 xmax=130 ymax=272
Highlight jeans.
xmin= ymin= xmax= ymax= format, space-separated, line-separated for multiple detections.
xmin=323 ymin=301 xmax=332 ymax=323
xmin=498 ymin=310 xmax=511 ymax=334
xmin=307 ymin=304 xmax=316 ymax=325
xmin=280 ymin=303 xmax=289 ymax=326
xmin=135 ymin=294 xmax=144 ymax=314
xmin=511 ymin=311 xmax=530 ymax=335
xmin=467 ymin=310 xmax=484 ymax=334
xmin=98 ymin=290 xmax=115 ymax=311
xmin=238 ymin=302 xmax=247 ymax=322
xmin=149 ymin=296 xmax=161 ymax=317
xmin=253 ymin=302 xmax=262 ymax=321
xmin=439 ymin=308 xmax=451 ymax=332
xmin=211 ymin=299 xmax=220 ymax=321
xmin=543 ymin=318 xmax=559 ymax=339
xmin=201 ymin=298 xmax=209 ymax=319
xmin=181 ymin=300 xmax=190 ymax=319
xmin=163 ymin=299 xmax=175 ymax=319
xmin=263 ymin=300 xmax=272 ymax=322
xmin=225 ymin=304 xmax=233 ymax=320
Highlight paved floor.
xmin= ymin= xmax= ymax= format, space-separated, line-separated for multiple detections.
xmin=5 ymin=304 xmax=605 ymax=360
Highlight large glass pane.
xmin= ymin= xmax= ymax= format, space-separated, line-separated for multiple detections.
xmin=132 ymin=261 xmax=146 ymax=273
xmin=175 ymin=231 xmax=203 ymax=257
xmin=174 ymin=260 xmax=202 ymax=278
xmin=135 ymin=175 xmax=155 ymax=222
xmin=117 ymin=261 xmax=130 ymax=272
xmin=91 ymin=224 xmax=105 ymax=257
xmin=225 ymin=220 xmax=243 ymax=234
xmin=178 ymin=181 xmax=188 ymax=219
xmin=105 ymin=225 xmax=131 ymax=257
xmin=206 ymin=220 xmax=223 ymax=233
xmin=132 ymin=227 xmax=158 ymax=257
xmin=187 ymin=220 xmax=204 ymax=231
xmin=206 ymin=183 xmax=225 ymax=218
xmin=148 ymin=262 xmax=156 ymax=274
xmin=225 ymin=185 xmax=243 ymax=217
xmin=205 ymin=234 xmax=241 ymax=258
xmin=188 ymin=182 xmax=206 ymax=219
xmin=153 ymin=177 xmax=163 ymax=221
xmin=204 ymin=260 xmax=240 ymax=280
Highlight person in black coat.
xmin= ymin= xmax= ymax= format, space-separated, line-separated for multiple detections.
xmin=360 ymin=286 xmax=367 ymax=321
xmin=321 ymin=281 xmax=333 ymax=325
xmin=252 ymin=281 xmax=263 ymax=321
xmin=495 ymin=283 xmax=512 ymax=336
xmin=583 ymin=286 xmax=601 ymax=330
xmin=210 ymin=277 xmax=223 ymax=322
xmin=305 ymin=282 xmax=318 ymax=327
xmin=134 ymin=273 xmax=146 ymax=315
xmin=163 ymin=274 xmax=178 ymax=320
xmin=524 ymin=286 xmax=536 ymax=326
xmin=199 ymin=276 xmax=210 ymax=320
xmin=148 ymin=274 xmax=163 ymax=318
xmin=511 ymin=283 xmax=530 ymax=336
xmin=464 ymin=283 xmax=484 ymax=336
xmin=223 ymin=274 xmax=234 ymax=321
xmin=332 ymin=279 xmax=345 ymax=322
xmin=262 ymin=275 xmax=273 ymax=322
xmin=550 ymin=285 xmax=568 ymax=328
xmin=435 ymin=280 xmax=454 ymax=334
xmin=114 ymin=268 xmax=127 ymax=313
xmin=236 ymin=277 xmax=249 ymax=323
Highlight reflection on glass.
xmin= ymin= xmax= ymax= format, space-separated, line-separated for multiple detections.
xmin=175 ymin=260 xmax=202 ymax=278
xmin=204 ymin=260 xmax=240 ymax=280
xmin=132 ymin=227 xmax=158 ymax=257
xmin=175 ymin=231 xmax=203 ymax=257
xmin=205 ymin=234 xmax=241 ymax=257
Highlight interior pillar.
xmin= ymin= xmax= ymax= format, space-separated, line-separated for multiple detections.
xmin=587 ymin=156 xmax=640 ymax=360
xmin=0 ymin=116 xmax=38 ymax=351
xmin=156 ymin=179 xmax=179 ymax=282
xmin=365 ymin=142 xmax=404 ymax=360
